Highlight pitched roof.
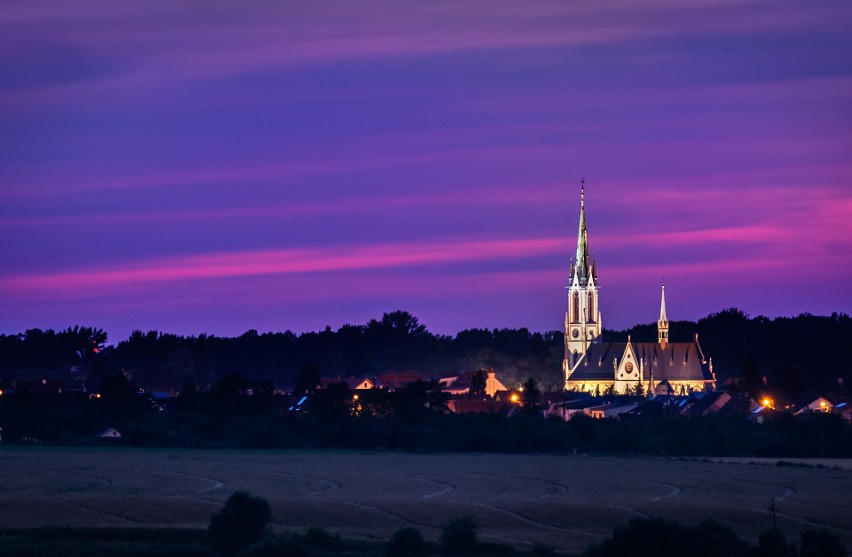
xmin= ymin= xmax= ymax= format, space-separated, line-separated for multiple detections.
xmin=570 ymin=341 xmax=712 ymax=383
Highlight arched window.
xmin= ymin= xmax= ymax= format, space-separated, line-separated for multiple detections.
xmin=588 ymin=292 xmax=594 ymax=320
xmin=572 ymin=292 xmax=579 ymax=322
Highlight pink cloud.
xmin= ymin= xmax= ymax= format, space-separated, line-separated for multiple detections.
xmin=0 ymin=236 xmax=567 ymax=296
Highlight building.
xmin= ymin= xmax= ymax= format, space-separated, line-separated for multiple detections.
xmin=562 ymin=181 xmax=716 ymax=395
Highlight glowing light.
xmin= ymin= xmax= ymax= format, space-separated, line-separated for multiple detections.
xmin=762 ymin=398 xmax=771 ymax=407
xmin=510 ymin=394 xmax=519 ymax=403
xmin=353 ymin=394 xmax=359 ymax=401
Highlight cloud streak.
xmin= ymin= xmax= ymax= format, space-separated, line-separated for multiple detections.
xmin=0 ymin=237 xmax=565 ymax=294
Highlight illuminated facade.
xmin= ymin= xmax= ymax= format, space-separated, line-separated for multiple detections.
xmin=563 ymin=182 xmax=715 ymax=395
xmin=563 ymin=178 xmax=601 ymax=374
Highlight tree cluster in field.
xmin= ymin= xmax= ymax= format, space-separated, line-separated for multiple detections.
xmin=1 ymin=309 xmax=849 ymax=402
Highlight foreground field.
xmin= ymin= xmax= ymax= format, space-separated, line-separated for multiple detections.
xmin=0 ymin=447 xmax=849 ymax=554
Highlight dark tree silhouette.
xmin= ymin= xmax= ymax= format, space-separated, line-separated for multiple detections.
xmin=799 ymin=529 xmax=848 ymax=557
xmin=522 ymin=376 xmax=543 ymax=415
xmin=208 ymin=492 xmax=271 ymax=556
xmin=294 ymin=365 xmax=321 ymax=394
xmin=439 ymin=516 xmax=478 ymax=555
xmin=387 ymin=528 xmax=429 ymax=557
xmin=469 ymin=369 xmax=486 ymax=398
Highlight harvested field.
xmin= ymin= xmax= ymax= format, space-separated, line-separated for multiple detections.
xmin=0 ymin=447 xmax=850 ymax=553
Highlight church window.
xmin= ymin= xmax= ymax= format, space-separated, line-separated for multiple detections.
xmin=588 ymin=292 xmax=594 ymax=319
xmin=572 ymin=292 xmax=579 ymax=322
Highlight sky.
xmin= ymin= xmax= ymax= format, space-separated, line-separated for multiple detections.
xmin=1 ymin=1 xmax=851 ymax=342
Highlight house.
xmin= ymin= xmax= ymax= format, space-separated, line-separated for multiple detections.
xmin=584 ymin=402 xmax=638 ymax=419
xmin=794 ymin=396 xmax=833 ymax=415
xmin=834 ymin=402 xmax=852 ymax=421
xmin=375 ymin=371 xmax=424 ymax=389
xmin=440 ymin=369 xmax=509 ymax=398
xmin=319 ymin=376 xmax=375 ymax=390
xmin=546 ymin=397 xmax=601 ymax=420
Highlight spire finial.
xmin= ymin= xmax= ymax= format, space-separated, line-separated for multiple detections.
xmin=580 ymin=176 xmax=585 ymax=207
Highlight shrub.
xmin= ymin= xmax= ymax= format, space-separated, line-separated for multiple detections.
xmin=799 ymin=529 xmax=847 ymax=557
xmin=386 ymin=527 xmax=429 ymax=557
xmin=209 ymin=492 xmax=272 ymax=557
xmin=303 ymin=527 xmax=341 ymax=549
xmin=439 ymin=516 xmax=478 ymax=555
xmin=755 ymin=527 xmax=793 ymax=557
xmin=237 ymin=535 xmax=312 ymax=557
xmin=584 ymin=517 xmax=747 ymax=557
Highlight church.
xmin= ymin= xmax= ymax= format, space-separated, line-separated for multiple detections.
xmin=562 ymin=181 xmax=716 ymax=395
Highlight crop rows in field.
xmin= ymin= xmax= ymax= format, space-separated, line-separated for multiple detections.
xmin=1 ymin=447 xmax=849 ymax=553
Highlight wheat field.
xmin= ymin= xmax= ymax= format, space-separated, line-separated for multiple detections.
xmin=0 ymin=447 xmax=849 ymax=553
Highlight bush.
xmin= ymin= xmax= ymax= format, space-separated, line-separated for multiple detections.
xmin=209 ymin=492 xmax=271 ymax=557
xmin=237 ymin=535 xmax=312 ymax=557
xmin=584 ymin=517 xmax=747 ymax=557
xmin=303 ymin=527 xmax=341 ymax=549
xmin=386 ymin=528 xmax=429 ymax=557
xmin=439 ymin=517 xmax=478 ymax=555
xmin=755 ymin=527 xmax=793 ymax=557
xmin=799 ymin=529 xmax=847 ymax=557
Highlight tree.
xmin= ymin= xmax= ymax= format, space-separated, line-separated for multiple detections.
xmin=799 ymin=529 xmax=847 ymax=557
xmin=439 ymin=516 xmax=478 ymax=555
xmin=387 ymin=528 xmax=429 ymax=557
xmin=367 ymin=310 xmax=428 ymax=339
xmin=469 ymin=370 xmax=486 ymax=398
xmin=390 ymin=380 xmax=449 ymax=418
xmin=294 ymin=365 xmax=320 ymax=395
xmin=209 ymin=492 xmax=271 ymax=556
xmin=522 ymin=377 xmax=543 ymax=415
xmin=754 ymin=528 xmax=793 ymax=557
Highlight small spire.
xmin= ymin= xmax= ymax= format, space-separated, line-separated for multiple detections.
xmin=581 ymin=176 xmax=585 ymax=208
xmin=659 ymin=280 xmax=668 ymax=324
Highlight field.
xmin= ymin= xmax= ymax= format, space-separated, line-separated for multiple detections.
xmin=0 ymin=447 xmax=850 ymax=554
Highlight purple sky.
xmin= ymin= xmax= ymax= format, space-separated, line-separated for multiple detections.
xmin=2 ymin=1 xmax=851 ymax=342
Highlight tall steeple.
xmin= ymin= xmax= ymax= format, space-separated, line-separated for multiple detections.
xmin=573 ymin=177 xmax=593 ymax=286
xmin=658 ymin=281 xmax=669 ymax=349
xmin=564 ymin=177 xmax=602 ymax=387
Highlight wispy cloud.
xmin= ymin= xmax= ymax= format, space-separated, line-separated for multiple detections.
xmin=0 ymin=237 xmax=566 ymax=295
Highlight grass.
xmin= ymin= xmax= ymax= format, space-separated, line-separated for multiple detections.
xmin=0 ymin=527 xmax=210 ymax=557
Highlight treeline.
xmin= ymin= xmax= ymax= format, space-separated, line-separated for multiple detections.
xmin=0 ymin=311 xmax=564 ymax=392
xmin=3 ymin=378 xmax=850 ymax=457
xmin=0 ymin=309 xmax=850 ymax=398
xmin=612 ymin=309 xmax=851 ymax=403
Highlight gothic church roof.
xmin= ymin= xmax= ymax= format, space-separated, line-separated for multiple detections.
xmin=569 ymin=340 xmax=711 ymax=384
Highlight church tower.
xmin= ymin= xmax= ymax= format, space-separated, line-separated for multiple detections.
xmin=564 ymin=178 xmax=601 ymax=377
xmin=658 ymin=281 xmax=669 ymax=349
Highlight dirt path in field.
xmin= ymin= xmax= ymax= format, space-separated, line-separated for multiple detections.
xmin=418 ymin=478 xmax=455 ymax=499
xmin=649 ymin=481 xmax=682 ymax=501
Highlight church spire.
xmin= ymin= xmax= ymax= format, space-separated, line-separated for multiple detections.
xmin=574 ymin=177 xmax=592 ymax=286
xmin=658 ymin=281 xmax=669 ymax=348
